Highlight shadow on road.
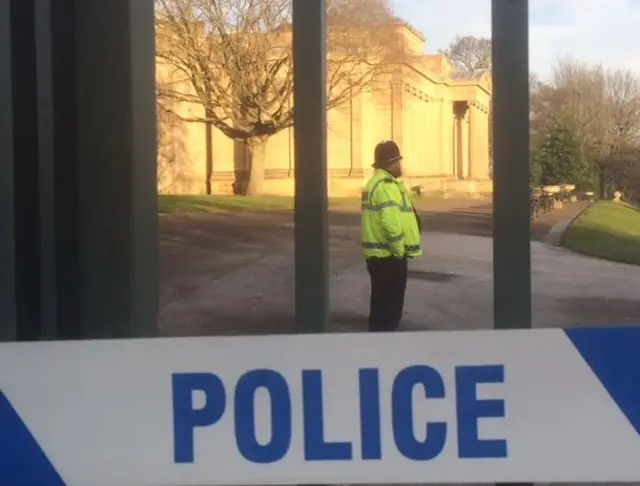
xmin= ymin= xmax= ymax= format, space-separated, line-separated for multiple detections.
xmin=161 ymin=309 xmax=371 ymax=337
xmin=559 ymin=296 xmax=640 ymax=326
xmin=407 ymin=270 xmax=459 ymax=282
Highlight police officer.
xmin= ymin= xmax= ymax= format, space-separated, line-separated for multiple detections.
xmin=361 ymin=140 xmax=422 ymax=332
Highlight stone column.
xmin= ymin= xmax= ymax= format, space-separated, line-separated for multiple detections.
xmin=450 ymin=105 xmax=457 ymax=177
xmin=433 ymin=98 xmax=445 ymax=175
xmin=469 ymin=102 xmax=490 ymax=180
xmin=481 ymin=104 xmax=491 ymax=178
xmin=462 ymin=110 xmax=470 ymax=178
xmin=468 ymin=103 xmax=479 ymax=179
xmin=349 ymin=88 xmax=363 ymax=175
xmin=468 ymin=103 xmax=475 ymax=178
xmin=441 ymin=100 xmax=455 ymax=177
xmin=419 ymin=96 xmax=429 ymax=174
xmin=390 ymin=79 xmax=404 ymax=149
xmin=481 ymin=105 xmax=491 ymax=178
xmin=401 ymin=85 xmax=412 ymax=173
xmin=453 ymin=101 xmax=468 ymax=179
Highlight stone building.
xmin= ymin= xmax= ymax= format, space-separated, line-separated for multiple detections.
xmin=157 ymin=24 xmax=492 ymax=196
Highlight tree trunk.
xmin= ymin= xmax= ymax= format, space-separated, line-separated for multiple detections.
xmin=599 ymin=169 xmax=607 ymax=200
xmin=204 ymin=108 xmax=214 ymax=195
xmin=244 ymin=136 xmax=268 ymax=195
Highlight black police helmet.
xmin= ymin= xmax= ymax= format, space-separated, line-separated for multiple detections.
xmin=373 ymin=140 xmax=403 ymax=168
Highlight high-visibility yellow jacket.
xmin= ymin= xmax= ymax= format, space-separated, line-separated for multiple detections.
xmin=361 ymin=169 xmax=422 ymax=259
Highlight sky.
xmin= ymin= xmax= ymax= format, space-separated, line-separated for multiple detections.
xmin=393 ymin=0 xmax=640 ymax=80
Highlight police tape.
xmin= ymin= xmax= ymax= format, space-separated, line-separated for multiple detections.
xmin=1 ymin=327 xmax=639 ymax=485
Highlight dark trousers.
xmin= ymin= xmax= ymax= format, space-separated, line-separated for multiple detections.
xmin=366 ymin=256 xmax=408 ymax=332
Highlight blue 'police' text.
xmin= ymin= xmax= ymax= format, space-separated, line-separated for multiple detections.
xmin=171 ymin=365 xmax=506 ymax=464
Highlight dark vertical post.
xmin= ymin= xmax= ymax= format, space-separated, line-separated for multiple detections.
xmin=292 ymin=0 xmax=329 ymax=334
xmin=492 ymin=0 xmax=531 ymax=485
xmin=127 ymin=0 xmax=159 ymax=338
xmin=35 ymin=0 xmax=80 ymax=340
xmin=35 ymin=0 xmax=57 ymax=340
xmin=9 ymin=0 xmax=42 ymax=342
xmin=1 ymin=0 xmax=157 ymax=342
xmin=74 ymin=0 xmax=158 ymax=339
xmin=0 ymin=0 xmax=16 ymax=341
xmin=36 ymin=0 xmax=157 ymax=340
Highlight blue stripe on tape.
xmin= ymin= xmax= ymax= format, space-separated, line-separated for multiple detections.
xmin=565 ymin=327 xmax=640 ymax=437
xmin=0 ymin=390 xmax=66 ymax=486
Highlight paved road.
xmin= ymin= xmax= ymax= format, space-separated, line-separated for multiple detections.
xmin=160 ymin=200 xmax=628 ymax=335
xmin=158 ymin=201 xmax=639 ymax=485
xmin=160 ymin=205 xmax=639 ymax=335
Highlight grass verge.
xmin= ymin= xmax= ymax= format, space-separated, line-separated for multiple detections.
xmin=564 ymin=201 xmax=640 ymax=265
xmin=158 ymin=194 xmax=361 ymax=214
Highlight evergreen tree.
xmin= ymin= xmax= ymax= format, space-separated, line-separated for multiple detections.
xmin=540 ymin=125 xmax=578 ymax=185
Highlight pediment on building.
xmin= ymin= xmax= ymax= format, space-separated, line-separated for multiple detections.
xmin=478 ymin=70 xmax=492 ymax=93
xmin=449 ymin=68 xmax=492 ymax=93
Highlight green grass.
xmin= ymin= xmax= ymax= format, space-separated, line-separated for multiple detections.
xmin=158 ymin=194 xmax=361 ymax=214
xmin=158 ymin=193 xmax=483 ymax=215
xmin=564 ymin=201 xmax=640 ymax=265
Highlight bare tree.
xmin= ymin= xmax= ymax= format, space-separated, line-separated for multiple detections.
xmin=530 ymin=57 xmax=640 ymax=196
xmin=156 ymin=0 xmax=404 ymax=195
xmin=531 ymin=59 xmax=607 ymax=150
xmin=440 ymin=35 xmax=491 ymax=72
xmin=604 ymin=69 xmax=640 ymax=151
